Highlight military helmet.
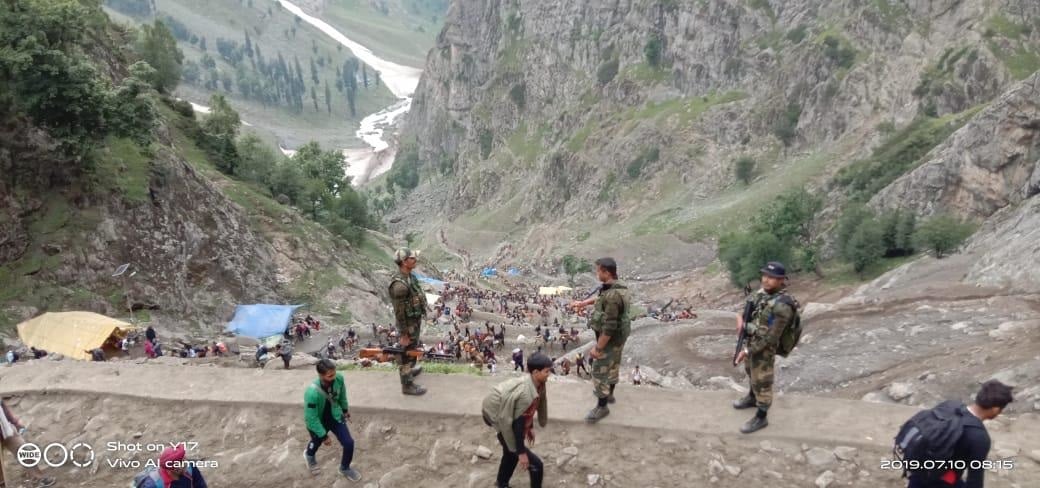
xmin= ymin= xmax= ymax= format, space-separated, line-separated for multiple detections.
xmin=394 ymin=247 xmax=421 ymax=264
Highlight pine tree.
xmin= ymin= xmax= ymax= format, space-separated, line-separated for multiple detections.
xmin=324 ymin=81 xmax=332 ymax=114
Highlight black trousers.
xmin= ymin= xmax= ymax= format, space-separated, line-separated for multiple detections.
xmin=496 ymin=433 xmax=542 ymax=488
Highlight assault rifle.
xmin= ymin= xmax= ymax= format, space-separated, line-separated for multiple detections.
xmin=732 ymin=299 xmax=755 ymax=366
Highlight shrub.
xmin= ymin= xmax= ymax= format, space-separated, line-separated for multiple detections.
xmin=596 ymin=58 xmax=619 ymax=85
xmin=644 ymin=36 xmax=662 ymax=67
xmin=845 ymin=218 xmax=885 ymax=274
xmin=773 ymin=102 xmax=801 ymax=146
xmin=914 ymin=215 xmax=975 ymax=258
xmin=719 ymin=232 xmax=792 ymax=288
xmin=734 ymin=156 xmax=756 ymax=185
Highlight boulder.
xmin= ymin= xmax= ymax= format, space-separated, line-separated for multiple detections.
xmin=886 ymin=382 xmax=915 ymax=402
xmin=815 ymin=470 xmax=836 ymax=488
xmin=834 ymin=446 xmax=858 ymax=461
xmin=805 ymin=447 xmax=836 ymax=467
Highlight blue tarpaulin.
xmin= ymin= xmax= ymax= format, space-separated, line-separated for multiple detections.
xmin=226 ymin=304 xmax=302 ymax=339
xmin=413 ymin=272 xmax=446 ymax=287
xmin=481 ymin=267 xmax=498 ymax=277
xmin=507 ymin=268 xmax=520 ymax=276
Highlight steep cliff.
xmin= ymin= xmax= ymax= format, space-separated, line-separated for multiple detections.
xmin=392 ymin=0 xmax=1039 ymax=271
xmin=0 ymin=2 xmax=389 ymax=335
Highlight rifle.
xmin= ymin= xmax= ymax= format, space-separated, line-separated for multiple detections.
xmin=732 ymin=299 xmax=755 ymax=366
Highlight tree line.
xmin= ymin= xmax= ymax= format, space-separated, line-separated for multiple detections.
xmin=719 ymin=189 xmax=976 ymax=288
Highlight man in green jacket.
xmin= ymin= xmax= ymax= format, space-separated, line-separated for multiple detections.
xmin=570 ymin=257 xmax=631 ymax=424
xmin=482 ymin=353 xmax=551 ymax=488
xmin=304 ymin=359 xmax=362 ymax=481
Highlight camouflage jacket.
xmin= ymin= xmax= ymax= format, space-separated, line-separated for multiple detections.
xmin=589 ymin=282 xmax=631 ymax=346
xmin=389 ymin=271 xmax=427 ymax=326
xmin=744 ymin=289 xmax=795 ymax=355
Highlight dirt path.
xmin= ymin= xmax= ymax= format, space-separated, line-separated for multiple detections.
xmin=0 ymin=361 xmax=1036 ymax=487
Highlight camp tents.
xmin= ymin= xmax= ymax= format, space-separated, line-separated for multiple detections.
xmin=425 ymin=293 xmax=442 ymax=305
xmin=538 ymin=286 xmax=575 ymax=296
xmin=17 ymin=312 xmax=137 ymax=361
xmin=226 ymin=304 xmax=302 ymax=339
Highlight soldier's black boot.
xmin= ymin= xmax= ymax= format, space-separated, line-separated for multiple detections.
xmin=586 ymin=396 xmax=610 ymax=423
xmin=402 ymin=383 xmax=427 ymax=396
xmin=732 ymin=393 xmax=756 ymax=409
xmin=607 ymin=384 xmax=616 ymax=404
xmin=740 ymin=409 xmax=769 ymax=434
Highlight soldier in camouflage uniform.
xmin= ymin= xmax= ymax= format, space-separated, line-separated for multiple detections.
xmin=388 ymin=248 xmax=428 ymax=396
xmin=570 ymin=257 xmax=631 ymax=424
xmin=733 ymin=261 xmax=795 ymax=434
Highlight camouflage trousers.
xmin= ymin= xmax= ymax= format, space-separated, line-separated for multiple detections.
xmin=592 ymin=342 xmax=625 ymax=399
xmin=744 ymin=349 xmax=775 ymax=410
xmin=398 ymin=322 xmax=421 ymax=386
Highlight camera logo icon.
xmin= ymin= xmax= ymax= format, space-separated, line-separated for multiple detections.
xmin=17 ymin=442 xmax=42 ymax=468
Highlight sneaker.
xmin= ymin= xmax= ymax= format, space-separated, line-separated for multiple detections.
xmin=340 ymin=466 xmax=363 ymax=482
xmin=402 ymin=383 xmax=427 ymax=396
xmin=732 ymin=394 xmax=757 ymax=409
xmin=584 ymin=406 xmax=610 ymax=424
xmin=36 ymin=478 xmax=56 ymax=488
xmin=740 ymin=415 xmax=769 ymax=434
xmin=410 ymin=365 xmax=423 ymax=378
xmin=304 ymin=452 xmax=319 ymax=476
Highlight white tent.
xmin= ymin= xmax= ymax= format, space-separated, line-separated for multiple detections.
xmin=538 ymin=286 xmax=575 ymax=296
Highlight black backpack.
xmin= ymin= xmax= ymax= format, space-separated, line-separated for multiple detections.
xmin=893 ymin=400 xmax=965 ymax=478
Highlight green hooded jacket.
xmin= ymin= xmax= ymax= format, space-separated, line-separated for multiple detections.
xmin=304 ymin=373 xmax=349 ymax=437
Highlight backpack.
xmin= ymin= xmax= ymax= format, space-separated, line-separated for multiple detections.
xmin=893 ymin=401 xmax=965 ymax=479
xmin=774 ymin=295 xmax=802 ymax=357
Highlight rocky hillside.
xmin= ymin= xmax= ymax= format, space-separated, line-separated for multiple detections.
xmin=0 ymin=1 xmax=390 ymax=337
xmin=389 ymin=0 xmax=1039 ymax=273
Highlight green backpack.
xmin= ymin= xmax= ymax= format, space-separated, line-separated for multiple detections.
xmin=774 ymin=295 xmax=802 ymax=357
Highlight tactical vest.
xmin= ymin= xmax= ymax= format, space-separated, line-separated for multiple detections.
xmin=746 ymin=290 xmax=800 ymax=343
xmin=389 ymin=272 xmax=427 ymax=320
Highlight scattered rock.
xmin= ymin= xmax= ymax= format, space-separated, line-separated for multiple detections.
xmin=994 ymin=447 xmax=1018 ymax=459
xmin=587 ymin=473 xmax=600 ymax=485
xmin=805 ymin=447 xmax=836 ymax=467
xmin=475 ymin=445 xmax=493 ymax=459
xmin=706 ymin=376 xmax=745 ymax=392
xmin=132 ymin=432 xmax=143 ymax=439
xmin=377 ymin=464 xmax=413 ymax=486
xmin=562 ymin=446 xmax=579 ymax=456
xmin=764 ymin=470 xmax=783 ymax=480
xmin=724 ymin=464 xmax=741 ymax=476
xmin=42 ymin=243 xmax=62 ymax=255
xmin=815 ymin=470 xmax=836 ymax=488
xmin=759 ymin=440 xmax=781 ymax=453
xmin=834 ymin=446 xmax=858 ymax=461
xmin=709 ymin=476 xmax=719 ymax=483
xmin=1027 ymin=450 xmax=1040 ymax=464
xmin=886 ymin=382 xmax=915 ymax=402
xmin=708 ymin=459 xmax=725 ymax=476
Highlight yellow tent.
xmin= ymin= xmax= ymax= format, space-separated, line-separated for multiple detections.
xmin=17 ymin=312 xmax=136 ymax=361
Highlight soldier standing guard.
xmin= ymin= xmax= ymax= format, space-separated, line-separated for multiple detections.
xmin=732 ymin=261 xmax=796 ymax=433
xmin=570 ymin=257 xmax=631 ymax=423
xmin=389 ymin=248 xmax=428 ymax=396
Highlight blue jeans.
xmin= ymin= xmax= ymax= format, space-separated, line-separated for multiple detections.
xmin=306 ymin=422 xmax=354 ymax=470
